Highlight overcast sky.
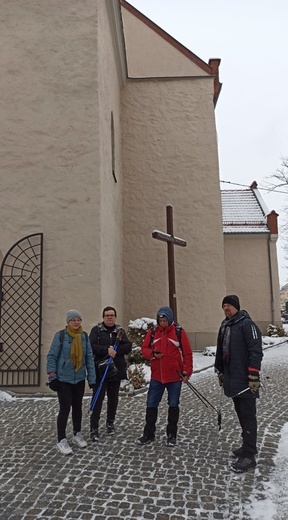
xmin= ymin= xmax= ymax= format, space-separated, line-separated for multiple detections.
xmin=128 ymin=0 xmax=288 ymax=286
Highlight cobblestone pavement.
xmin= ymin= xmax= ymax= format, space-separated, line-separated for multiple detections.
xmin=1 ymin=343 xmax=288 ymax=520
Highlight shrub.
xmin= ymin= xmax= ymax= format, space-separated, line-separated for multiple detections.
xmin=127 ymin=364 xmax=147 ymax=389
xmin=266 ymin=324 xmax=287 ymax=337
xmin=127 ymin=317 xmax=157 ymax=366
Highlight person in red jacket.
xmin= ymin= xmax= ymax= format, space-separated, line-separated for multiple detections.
xmin=137 ymin=306 xmax=193 ymax=446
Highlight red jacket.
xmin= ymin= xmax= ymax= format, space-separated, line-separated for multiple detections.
xmin=141 ymin=323 xmax=193 ymax=384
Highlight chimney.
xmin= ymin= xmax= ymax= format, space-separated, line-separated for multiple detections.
xmin=209 ymin=58 xmax=222 ymax=107
xmin=267 ymin=210 xmax=279 ymax=240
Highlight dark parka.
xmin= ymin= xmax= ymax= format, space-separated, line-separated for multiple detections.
xmin=89 ymin=322 xmax=132 ymax=381
xmin=214 ymin=310 xmax=263 ymax=398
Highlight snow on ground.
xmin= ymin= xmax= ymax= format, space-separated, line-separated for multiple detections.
xmin=0 ymin=390 xmax=15 ymax=401
xmin=1 ymin=334 xmax=287 ymax=519
xmin=244 ymin=422 xmax=288 ymax=519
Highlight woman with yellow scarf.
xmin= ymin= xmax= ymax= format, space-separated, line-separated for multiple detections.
xmin=47 ymin=310 xmax=96 ymax=455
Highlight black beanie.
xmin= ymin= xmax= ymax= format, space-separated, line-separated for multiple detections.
xmin=222 ymin=295 xmax=240 ymax=311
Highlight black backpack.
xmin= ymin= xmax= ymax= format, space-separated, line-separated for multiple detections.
xmin=149 ymin=323 xmax=183 ymax=353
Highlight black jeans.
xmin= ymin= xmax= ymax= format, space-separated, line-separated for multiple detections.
xmin=90 ymin=380 xmax=121 ymax=430
xmin=57 ymin=379 xmax=85 ymax=442
xmin=233 ymin=397 xmax=257 ymax=456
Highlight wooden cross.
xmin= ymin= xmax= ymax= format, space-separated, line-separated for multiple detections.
xmin=152 ymin=205 xmax=187 ymax=323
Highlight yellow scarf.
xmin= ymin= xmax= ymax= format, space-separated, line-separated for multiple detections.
xmin=66 ymin=325 xmax=83 ymax=372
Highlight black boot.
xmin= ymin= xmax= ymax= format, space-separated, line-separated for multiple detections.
xmin=232 ymin=447 xmax=244 ymax=458
xmin=90 ymin=429 xmax=99 ymax=442
xmin=137 ymin=407 xmax=158 ymax=445
xmin=231 ymin=456 xmax=256 ymax=473
xmin=166 ymin=406 xmax=179 ymax=446
xmin=106 ymin=421 xmax=115 ymax=435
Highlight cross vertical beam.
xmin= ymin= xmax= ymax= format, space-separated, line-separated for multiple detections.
xmin=152 ymin=205 xmax=187 ymax=323
xmin=167 ymin=205 xmax=177 ymax=321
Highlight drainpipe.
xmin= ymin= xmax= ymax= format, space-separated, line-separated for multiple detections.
xmin=266 ymin=210 xmax=279 ymax=324
xmin=267 ymin=236 xmax=275 ymax=324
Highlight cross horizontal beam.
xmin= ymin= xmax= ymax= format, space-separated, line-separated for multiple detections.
xmin=152 ymin=230 xmax=187 ymax=247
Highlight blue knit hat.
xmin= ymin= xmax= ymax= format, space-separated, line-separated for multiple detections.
xmin=156 ymin=306 xmax=174 ymax=325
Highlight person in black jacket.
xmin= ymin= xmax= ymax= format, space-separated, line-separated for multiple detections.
xmin=215 ymin=295 xmax=263 ymax=473
xmin=89 ymin=306 xmax=132 ymax=441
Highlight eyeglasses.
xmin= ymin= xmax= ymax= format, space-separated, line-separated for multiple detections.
xmin=104 ymin=314 xmax=116 ymax=318
xmin=70 ymin=319 xmax=82 ymax=323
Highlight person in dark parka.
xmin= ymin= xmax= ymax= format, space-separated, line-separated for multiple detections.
xmin=214 ymin=295 xmax=263 ymax=473
xmin=89 ymin=306 xmax=132 ymax=441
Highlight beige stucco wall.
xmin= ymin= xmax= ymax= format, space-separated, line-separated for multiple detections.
xmin=224 ymin=234 xmax=281 ymax=334
xmin=121 ymin=7 xmax=210 ymax=78
xmin=121 ymin=77 xmax=226 ymax=349
xmin=97 ymin=1 xmax=124 ymax=319
xmin=0 ymin=0 xmax=123 ymax=391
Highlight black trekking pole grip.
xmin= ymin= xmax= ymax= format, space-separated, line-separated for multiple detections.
xmin=114 ymin=328 xmax=124 ymax=348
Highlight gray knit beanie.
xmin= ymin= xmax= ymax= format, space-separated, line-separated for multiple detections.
xmin=66 ymin=309 xmax=82 ymax=324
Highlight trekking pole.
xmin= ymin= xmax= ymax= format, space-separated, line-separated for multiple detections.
xmin=88 ymin=328 xmax=124 ymax=415
xmin=230 ymin=373 xmax=268 ymax=400
xmin=188 ymin=383 xmax=212 ymax=409
xmin=177 ymin=372 xmax=219 ymax=414
xmin=215 ymin=386 xmax=224 ymax=451
xmin=87 ymin=360 xmax=111 ymax=415
xmin=230 ymin=387 xmax=250 ymax=399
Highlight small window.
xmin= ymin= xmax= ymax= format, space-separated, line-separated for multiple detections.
xmin=111 ymin=111 xmax=117 ymax=183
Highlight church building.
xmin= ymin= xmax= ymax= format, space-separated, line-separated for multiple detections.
xmin=0 ymin=1 xmax=280 ymax=391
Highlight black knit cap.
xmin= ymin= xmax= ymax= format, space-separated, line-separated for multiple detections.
xmin=222 ymin=295 xmax=240 ymax=311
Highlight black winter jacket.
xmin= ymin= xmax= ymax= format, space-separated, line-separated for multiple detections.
xmin=89 ymin=322 xmax=132 ymax=381
xmin=214 ymin=310 xmax=263 ymax=398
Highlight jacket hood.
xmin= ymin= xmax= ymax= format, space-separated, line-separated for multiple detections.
xmin=157 ymin=306 xmax=174 ymax=326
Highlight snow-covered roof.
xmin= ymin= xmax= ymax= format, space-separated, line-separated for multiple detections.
xmin=221 ymin=189 xmax=270 ymax=234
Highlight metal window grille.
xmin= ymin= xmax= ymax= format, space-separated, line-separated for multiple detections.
xmin=0 ymin=233 xmax=43 ymax=386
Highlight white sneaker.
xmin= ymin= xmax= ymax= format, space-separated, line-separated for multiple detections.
xmin=73 ymin=432 xmax=87 ymax=448
xmin=57 ymin=438 xmax=73 ymax=455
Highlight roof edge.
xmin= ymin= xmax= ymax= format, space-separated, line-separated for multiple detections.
xmin=250 ymin=182 xmax=270 ymax=216
xmin=120 ymin=0 xmax=214 ymax=75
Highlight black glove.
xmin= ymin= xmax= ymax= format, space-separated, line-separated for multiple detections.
xmin=89 ymin=383 xmax=97 ymax=390
xmin=217 ymin=373 xmax=224 ymax=386
xmin=248 ymin=370 xmax=260 ymax=392
xmin=48 ymin=379 xmax=59 ymax=392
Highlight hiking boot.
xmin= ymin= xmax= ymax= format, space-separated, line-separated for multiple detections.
xmin=73 ymin=432 xmax=87 ymax=448
xmin=232 ymin=447 xmax=244 ymax=458
xmin=231 ymin=457 xmax=256 ymax=473
xmin=137 ymin=435 xmax=154 ymax=445
xmin=106 ymin=422 xmax=115 ymax=435
xmin=57 ymin=438 xmax=73 ymax=456
xmin=166 ymin=435 xmax=176 ymax=447
xmin=90 ymin=429 xmax=99 ymax=443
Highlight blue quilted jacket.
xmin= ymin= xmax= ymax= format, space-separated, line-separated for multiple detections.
xmin=46 ymin=329 xmax=96 ymax=385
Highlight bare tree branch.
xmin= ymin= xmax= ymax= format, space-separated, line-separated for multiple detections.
xmin=262 ymin=157 xmax=288 ymax=268
xmin=262 ymin=156 xmax=288 ymax=192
